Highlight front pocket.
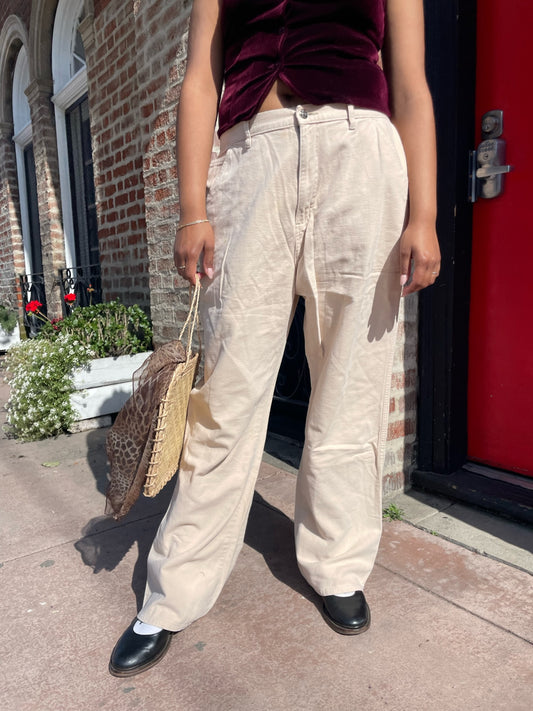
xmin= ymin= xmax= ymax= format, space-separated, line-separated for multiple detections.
xmin=206 ymin=153 xmax=228 ymax=193
xmin=388 ymin=122 xmax=408 ymax=174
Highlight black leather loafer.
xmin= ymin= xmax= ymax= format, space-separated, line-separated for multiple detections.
xmin=321 ymin=591 xmax=371 ymax=635
xmin=109 ymin=619 xmax=174 ymax=677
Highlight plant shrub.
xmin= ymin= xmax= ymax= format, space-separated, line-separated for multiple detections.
xmin=0 ymin=305 xmax=17 ymax=335
xmin=39 ymin=301 xmax=152 ymax=357
xmin=5 ymin=301 xmax=152 ymax=440
xmin=4 ymin=334 xmax=94 ymax=440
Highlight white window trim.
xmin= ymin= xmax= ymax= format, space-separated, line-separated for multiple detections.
xmin=51 ymin=0 xmax=87 ymax=269
xmin=13 ymin=138 xmax=34 ymax=277
xmin=13 ymin=122 xmax=32 ymax=148
xmin=52 ymin=42 xmax=87 ymax=268
xmin=51 ymin=69 xmax=88 ymax=270
xmin=51 ymin=0 xmax=85 ymax=95
xmin=12 ymin=46 xmax=34 ymax=277
xmin=51 ymin=66 xmax=87 ymax=111
xmin=12 ymin=45 xmax=31 ymax=133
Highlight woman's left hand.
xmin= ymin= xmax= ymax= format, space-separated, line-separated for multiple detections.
xmin=399 ymin=222 xmax=441 ymax=296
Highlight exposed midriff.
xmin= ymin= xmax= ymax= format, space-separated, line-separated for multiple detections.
xmin=258 ymin=79 xmax=305 ymax=112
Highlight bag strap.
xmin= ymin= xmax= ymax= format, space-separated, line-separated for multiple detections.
xmin=178 ymin=276 xmax=201 ymax=362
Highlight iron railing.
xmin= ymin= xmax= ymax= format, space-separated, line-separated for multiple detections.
xmin=58 ymin=263 xmax=102 ymax=315
xmin=19 ymin=272 xmax=47 ymax=337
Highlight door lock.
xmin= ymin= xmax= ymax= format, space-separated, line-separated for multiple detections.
xmin=469 ymin=110 xmax=514 ymax=202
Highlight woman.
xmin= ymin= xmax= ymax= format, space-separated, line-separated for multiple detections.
xmin=110 ymin=0 xmax=440 ymax=677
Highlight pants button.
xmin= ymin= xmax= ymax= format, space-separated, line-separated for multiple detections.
xmin=299 ymin=109 xmax=308 ymax=119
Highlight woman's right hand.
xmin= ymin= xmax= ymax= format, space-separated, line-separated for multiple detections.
xmin=174 ymin=221 xmax=215 ymax=286
xmin=173 ymin=0 xmax=222 ymax=287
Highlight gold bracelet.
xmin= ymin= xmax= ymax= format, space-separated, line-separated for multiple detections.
xmin=177 ymin=219 xmax=209 ymax=231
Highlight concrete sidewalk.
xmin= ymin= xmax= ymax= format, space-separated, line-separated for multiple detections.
xmin=1 ymin=377 xmax=532 ymax=711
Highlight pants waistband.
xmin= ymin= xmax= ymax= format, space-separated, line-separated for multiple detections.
xmin=219 ymin=105 xmax=390 ymax=153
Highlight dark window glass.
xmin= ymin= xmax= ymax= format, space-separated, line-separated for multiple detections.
xmin=72 ymin=28 xmax=86 ymax=74
xmin=66 ymin=95 xmax=99 ymax=267
xmin=23 ymin=144 xmax=43 ymax=275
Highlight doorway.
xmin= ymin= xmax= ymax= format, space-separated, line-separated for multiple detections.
xmin=467 ymin=0 xmax=533 ymax=478
xmin=414 ymin=0 xmax=533 ymax=521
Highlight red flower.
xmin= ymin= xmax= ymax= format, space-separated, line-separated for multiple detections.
xmin=64 ymin=293 xmax=76 ymax=303
xmin=25 ymin=300 xmax=43 ymax=313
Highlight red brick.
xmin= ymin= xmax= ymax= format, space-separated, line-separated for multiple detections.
xmin=387 ymin=418 xmax=416 ymax=441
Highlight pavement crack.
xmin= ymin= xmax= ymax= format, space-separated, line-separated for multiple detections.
xmin=403 ymin=519 xmax=533 ymax=577
xmin=376 ymin=560 xmax=532 ymax=646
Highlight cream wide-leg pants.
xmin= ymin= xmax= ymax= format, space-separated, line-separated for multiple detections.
xmin=139 ymin=105 xmax=408 ymax=631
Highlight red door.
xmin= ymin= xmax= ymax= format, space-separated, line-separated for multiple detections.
xmin=468 ymin=0 xmax=533 ymax=476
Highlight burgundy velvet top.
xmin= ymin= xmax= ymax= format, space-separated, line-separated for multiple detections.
xmin=218 ymin=0 xmax=389 ymax=136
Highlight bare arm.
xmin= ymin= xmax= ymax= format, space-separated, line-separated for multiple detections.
xmin=383 ymin=0 xmax=441 ymax=295
xmin=175 ymin=0 xmax=223 ymax=285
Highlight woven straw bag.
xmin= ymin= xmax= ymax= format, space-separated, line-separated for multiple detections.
xmin=143 ymin=279 xmax=201 ymax=498
xmin=105 ymin=279 xmax=201 ymax=519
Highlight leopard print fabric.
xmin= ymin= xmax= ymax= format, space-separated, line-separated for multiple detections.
xmin=105 ymin=341 xmax=188 ymax=520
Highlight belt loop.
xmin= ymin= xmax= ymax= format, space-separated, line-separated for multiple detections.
xmin=245 ymin=122 xmax=252 ymax=149
xmin=347 ymin=105 xmax=356 ymax=130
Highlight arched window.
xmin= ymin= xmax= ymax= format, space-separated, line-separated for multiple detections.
xmin=13 ymin=45 xmax=43 ymax=281
xmin=51 ymin=0 xmax=87 ymax=92
xmin=52 ymin=0 xmax=99 ymax=297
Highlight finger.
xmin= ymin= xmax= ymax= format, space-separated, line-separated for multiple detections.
xmin=174 ymin=240 xmax=185 ymax=272
xmin=174 ymin=241 xmax=187 ymax=273
xmin=399 ymin=245 xmax=412 ymax=290
xmin=174 ymin=236 xmax=189 ymax=273
xmin=174 ymin=248 xmax=193 ymax=282
xmin=175 ymin=246 xmax=199 ymax=287
xmin=402 ymin=269 xmax=429 ymax=295
xmin=184 ymin=258 xmax=199 ymax=286
xmin=176 ymin=262 xmax=188 ymax=279
xmin=402 ymin=264 xmax=438 ymax=296
xmin=175 ymin=238 xmax=200 ymax=286
xmin=203 ymin=241 xmax=214 ymax=280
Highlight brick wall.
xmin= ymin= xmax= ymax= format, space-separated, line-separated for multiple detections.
xmin=0 ymin=124 xmax=25 ymax=312
xmin=384 ymin=296 xmax=419 ymax=493
xmin=134 ymin=0 xmax=192 ymax=345
xmin=86 ymin=0 xmax=149 ymax=309
xmin=87 ymin=0 xmax=192 ymax=319
xmin=0 ymin=1 xmax=30 ymax=30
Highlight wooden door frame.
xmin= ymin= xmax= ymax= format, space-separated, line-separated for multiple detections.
xmin=413 ymin=0 xmax=533 ymax=523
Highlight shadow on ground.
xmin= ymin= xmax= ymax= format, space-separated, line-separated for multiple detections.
xmin=74 ymin=479 xmax=317 ymax=613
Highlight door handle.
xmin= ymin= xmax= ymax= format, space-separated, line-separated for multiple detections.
xmin=469 ymin=110 xmax=514 ymax=202
xmin=476 ymin=163 xmax=513 ymax=178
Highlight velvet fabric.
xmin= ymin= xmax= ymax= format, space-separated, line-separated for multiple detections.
xmin=218 ymin=0 xmax=389 ymax=136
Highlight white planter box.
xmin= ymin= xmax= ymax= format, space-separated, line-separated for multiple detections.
xmin=0 ymin=324 xmax=20 ymax=351
xmin=70 ymin=351 xmax=152 ymax=420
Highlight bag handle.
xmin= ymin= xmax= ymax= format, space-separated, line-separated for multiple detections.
xmin=178 ymin=275 xmax=201 ymax=362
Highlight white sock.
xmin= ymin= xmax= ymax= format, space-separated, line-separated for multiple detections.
xmin=334 ymin=591 xmax=356 ymax=598
xmin=133 ymin=619 xmax=163 ymax=635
